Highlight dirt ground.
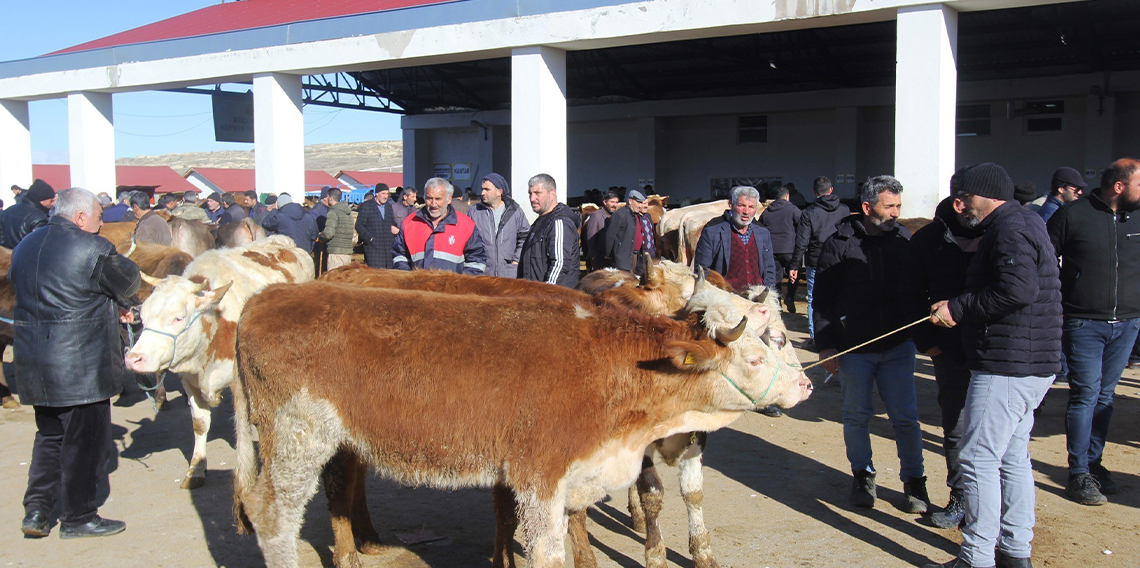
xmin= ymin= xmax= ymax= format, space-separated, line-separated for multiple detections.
xmin=1 ymin=300 xmax=1139 ymax=568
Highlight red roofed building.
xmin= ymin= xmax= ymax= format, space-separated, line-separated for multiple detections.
xmin=31 ymin=164 xmax=199 ymax=196
xmin=185 ymin=167 xmax=345 ymax=197
xmin=334 ymin=171 xmax=404 ymax=191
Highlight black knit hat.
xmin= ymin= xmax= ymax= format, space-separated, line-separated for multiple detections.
xmin=958 ymin=162 xmax=1014 ymax=202
xmin=1014 ymin=181 xmax=1037 ymax=205
xmin=25 ymin=179 xmax=55 ymax=203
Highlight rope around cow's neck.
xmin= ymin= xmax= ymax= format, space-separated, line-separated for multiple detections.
xmin=800 ymin=316 xmax=932 ymax=371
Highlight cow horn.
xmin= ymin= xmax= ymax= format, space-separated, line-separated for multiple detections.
xmin=638 ymin=253 xmax=653 ymax=287
xmin=715 ymin=316 xmax=748 ymax=344
xmin=693 ymin=265 xmax=707 ymax=292
xmin=140 ymin=272 xmax=164 ymax=287
xmin=125 ymin=233 xmax=138 ymax=258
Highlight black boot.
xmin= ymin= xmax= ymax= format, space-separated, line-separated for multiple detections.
xmin=996 ymin=550 xmax=1033 ymax=568
xmin=1065 ymin=473 xmax=1107 ymax=506
xmin=922 ymin=559 xmax=979 ymax=568
xmin=1089 ymin=463 xmax=1118 ymax=495
xmin=930 ymin=489 xmax=966 ymax=529
xmin=903 ymin=476 xmax=931 ymax=514
xmin=850 ymin=469 xmax=876 ymax=508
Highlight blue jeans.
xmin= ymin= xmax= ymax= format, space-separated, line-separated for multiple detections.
xmin=839 ymin=341 xmax=924 ymax=479
xmin=805 ymin=267 xmax=817 ymax=339
xmin=959 ymin=372 xmax=1053 ymax=566
xmin=1063 ymin=317 xmax=1140 ymax=475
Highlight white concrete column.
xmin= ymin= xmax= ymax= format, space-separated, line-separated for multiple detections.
xmin=894 ymin=4 xmax=957 ymax=219
xmin=68 ymin=92 xmax=116 ymax=194
xmin=511 ymin=46 xmax=567 ymax=222
xmin=833 ymin=107 xmax=858 ymax=199
xmin=0 ymin=100 xmax=32 ymax=207
xmin=253 ymin=73 xmax=304 ymax=197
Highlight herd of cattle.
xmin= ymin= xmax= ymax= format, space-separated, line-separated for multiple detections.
xmin=2 ymin=200 xmax=824 ymax=568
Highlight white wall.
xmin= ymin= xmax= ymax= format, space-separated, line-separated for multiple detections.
xmin=568 ymin=119 xmax=639 ymax=193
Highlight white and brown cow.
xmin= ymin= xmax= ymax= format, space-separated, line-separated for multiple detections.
xmin=124 ymin=235 xmax=313 ymax=489
xmin=232 ymin=276 xmax=812 ymax=568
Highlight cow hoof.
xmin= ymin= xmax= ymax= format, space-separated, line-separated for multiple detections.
xmin=358 ymin=539 xmax=389 ymax=555
xmin=1 ymin=395 xmax=19 ymax=409
xmin=181 ymin=475 xmax=206 ymax=490
xmin=333 ymin=552 xmax=364 ymax=568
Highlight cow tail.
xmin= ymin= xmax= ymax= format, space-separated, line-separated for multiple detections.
xmin=677 ymin=212 xmax=692 ymax=267
xmin=230 ymin=360 xmax=257 ymax=535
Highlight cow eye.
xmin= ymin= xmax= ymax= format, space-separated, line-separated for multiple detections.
xmin=749 ymin=357 xmax=764 ymax=367
xmin=172 ymin=315 xmax=185 ymax=324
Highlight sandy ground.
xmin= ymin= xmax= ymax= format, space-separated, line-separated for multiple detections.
xmin=1 ymin=302 xmax=1139 ymax=568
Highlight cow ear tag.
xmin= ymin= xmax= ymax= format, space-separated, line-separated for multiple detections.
xmin=684 ymin=353 xmax=697 ymax=366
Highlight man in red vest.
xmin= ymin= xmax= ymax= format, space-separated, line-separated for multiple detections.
xmin=392 ymin=178 xmax=487 ymax=274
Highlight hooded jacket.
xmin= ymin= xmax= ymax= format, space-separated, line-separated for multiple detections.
xmin=519 ymin=203 xmax=581 ymax=287
xmin=911 ymin=196 xmax=984 ymax=360
xmin=0 ymin=196 xmax=50 ymax=249
xmin=1046 ymin=192 xmax=1140 ymax=321
xmin=263 ymin=202 xmax=319 ymax=253
xmin=949 ymin=201 xmax=1062 ymax=377
xmin=758 ymin=198 xmax=802 ymax=254
xmin=320 ymin=201 xmax=355 ymax=255
xmin=469 ymin=199 xmax=530 ymax=278
xmin=792 ymin=194 xmax=851 ymax=268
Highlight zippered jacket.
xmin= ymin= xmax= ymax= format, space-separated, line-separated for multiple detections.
xmin=1046 ymin=193 xmax=1140 ymax=320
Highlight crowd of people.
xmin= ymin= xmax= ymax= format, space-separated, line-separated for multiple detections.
xmin=2 ymin=158 xmax=1138 ymax=568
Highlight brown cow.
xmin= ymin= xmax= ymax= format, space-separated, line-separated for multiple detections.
xmin=0 ymin=247 xmax=16 ymax=408
xmin=232 ymin=278 xmax=811 ymax=568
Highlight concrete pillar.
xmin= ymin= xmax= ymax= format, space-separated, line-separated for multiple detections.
xmin=68 ymin=92 xmax=116 ymax=195
xmin=1085 ymin=93 xmax=1115 ymax=179
xmin=0 ymin=100 xmax=32 ymax=207
xmin=894 ymin=4 xmax=958 ymax=218
xmin=402 ymin=128 xmax=433 ymax=190
xmin=833 ymin=107 xmax=858 ymax=199
xmin=511 ymin=46 xmax=567 ymax=222
xmin=253 ymin=73 xmax=304 ymax=197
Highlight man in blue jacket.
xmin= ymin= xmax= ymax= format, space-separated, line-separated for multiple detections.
xmin=693 ymin=185 xmax=778 ymax=292
xmin=926 ymin=163 xmax=1062 ymax=568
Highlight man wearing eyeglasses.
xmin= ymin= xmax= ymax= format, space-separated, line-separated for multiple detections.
xmin=1038 ymin=166 xmax=1087 ymax=222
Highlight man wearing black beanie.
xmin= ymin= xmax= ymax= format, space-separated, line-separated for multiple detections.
xmin=1 ymin=179 xmax=56 ymax=248
xmin=925 ymin=162 xmax=1062 ymax=568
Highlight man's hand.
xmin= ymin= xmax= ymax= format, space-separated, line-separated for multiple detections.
xmin=390 ymin=226 xmax=400 ymax=235
xmin=788 ymin=269 xmax=799 ymax=282
xmin=819 ymin=348 xmax=840 ymax=375
xmin=925 ymin=346 xmax=942 ymax=358
xmin=119 ymin=308 xmax=136 ymax=325
xmin=931 ymin=301 xmax=957 ymax=328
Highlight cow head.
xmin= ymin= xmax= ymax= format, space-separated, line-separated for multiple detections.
xmin=674 ymin=272 xmax=812 ymax=410
xmin=124 ymin=275 xmax=232 ymax=375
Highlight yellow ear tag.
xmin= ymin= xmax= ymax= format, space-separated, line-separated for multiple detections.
xmin=684 ymin=353 xmax=696 ymax=366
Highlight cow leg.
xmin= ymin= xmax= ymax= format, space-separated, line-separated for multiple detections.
xmin=350 ymin=458 xmax=386 ymax=555
xmin=679 ymin=434 xmax=719 ymax=568
xmin=628 ymin=481 xmax=647 ymax=533
xmin=0 ymin=374 xmax=18 ymax=409
xmin=492 ymin=483 xmax=519 ymax=568
xmin=517 ymin=487 xmax=568 ymax=568
xmin=567 ymin=508 xmax=598 ymax=568
xmin=180 ymin=376 xmax=210 ymax=489
xmin=637 ymin=459 xmax=667 ymax=568
xmin=322 ymin=450 xmax=364 ymax=568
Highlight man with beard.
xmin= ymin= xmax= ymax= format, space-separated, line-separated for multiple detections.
xmin=694 ymin=185 xmax=778 ymax=293
xmin=925 ymin=163 xmax=1061 ymax=568
xmin=582 ymin=189 xmax=620 ymax=270
xmin=604 ymin=189 xmax=656 ymax=274
xmin=911 ymin=167 xmax=987 ymax=529
xmin=792 ymin=176 xmax=851 ymax=346
xmin=518 ymin=174 xmax=580 ymax=287
xmin=813 ymin=175 xmax=928 ymax=513
xmin=392 ymin=177 xmax=486 ymax=274
xmin=1037 ymin=166 xmax=1087 ymax=222
xmin=1 ymin=179 xmax=56 ymax=248
xmin=469 ymin=174 xmax=529 ymax=278
xmin=1046 ymin=157 xmax=1140 ymax=507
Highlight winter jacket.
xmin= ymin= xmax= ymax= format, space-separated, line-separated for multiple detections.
xmin=911 ymin=196 xmax=983 ymax=361
xmin=249 ymin=203 xmax=272 ymax=226
xmin=10 ymin=216 xmax=140 ymax=407
xmin=220 ymin=204 xmax=248 ymax=224
xmin=469 ymin=200 xmax=530 ymax=278
xmin=582 ymin=208 xmax=611 ymax=270
xmin=0 ymin=196 xmax=50 ymax=249
xmin=205 ymin=206 xmax=224 ymax=223
xmin=263 ymin=203 xmax=319 ymax=253
xmin=948 ymin=201 xmax=1062 ymax=377
xmin=1046 ymin=192 xmax=1140 ymax=321
xmin=693 ymin=212 xmax=779 ymax=289
xmin=171 ymin=203 xmax=210 ymax=222
xmin=134 ymin=209 xmax=172 ymax=247
xmin=813 ymin=216 xmax=924 ymax=354
xmin=355 ymin=198 xmax=397 ymax=269
xmin=320 ymin=201 xmax=355 ymax=255
xmin=101 ymin=203 xmax=130 ymax=223
xmin=392 ymin=206 xmax=487 ymax=275
xmin=792 ymin=194 xmax=851 ymax=268
xmin=604 ymin=206 xmax=655 ymax=272
xmin=1037 ymin=194 xmax=1065 ymax=223
xmin=392 ymin=201 xmax=416 ymax=230
xmin=758 ymin=198 xmax=802 ymax=254
xmin=519 ymin=203 xmax=581 ymax=287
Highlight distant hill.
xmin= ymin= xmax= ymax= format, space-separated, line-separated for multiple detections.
xmin=115 ymin=140 xmax=403 ymax=175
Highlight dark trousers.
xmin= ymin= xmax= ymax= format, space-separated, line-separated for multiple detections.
xmin=772 ymin=252 xmax=799 ymax=306
xmin=24 ymin=400 xmax=111 ymax=524
xmin=932 ymin=355 xmax=970 ymax=491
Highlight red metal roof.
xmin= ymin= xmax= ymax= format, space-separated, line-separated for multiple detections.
xmin=335 ymin=170 xmax=404 ymax=188
xmin=31 ymin=164 xmax=199 ymax=194
xmin=51 ymin=0 xmax=452 ymax=55
xmin=186 ymin=167 xmax=345 ymax=194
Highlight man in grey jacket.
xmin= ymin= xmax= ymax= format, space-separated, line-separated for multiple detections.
xmin=469 ymin=173 xmax=530 ymax=278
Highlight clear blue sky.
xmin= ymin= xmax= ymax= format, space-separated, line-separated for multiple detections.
xmin=0 ymin=1 xmax=402 ymax=164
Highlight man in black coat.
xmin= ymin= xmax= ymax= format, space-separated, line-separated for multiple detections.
xmin=925 ymin=163 xmax=1062 ymax=568
xmin=519 ymin=174 xmax=580 ymax=287
xmin=262 ymin=193 xmax=319 ymax=253
xmin=12 ymin=188 xmax=140 ymax=540
xmin=1046 ymin=157 xmax=1140 ymax=507
xmin=355 ymin=183 xmax=398 ymax=269
xmin=603 ymin=189 xmax=655 ymax=274
xmin=759 ymin=185 xmax=802 ymax=312
xmin=791 ymin=176 xmax=850 ymax=343
xmin=911 ymin=173 xmax=987 ymax=529
xmin=0 ymin=179 xmax=56 ymax=249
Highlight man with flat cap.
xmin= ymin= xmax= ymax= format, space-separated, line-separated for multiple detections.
xmin=1038 ymin=166 xmax=1087 ymax=222
xmin=604 ymin=188 xmax=656 ymax=274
